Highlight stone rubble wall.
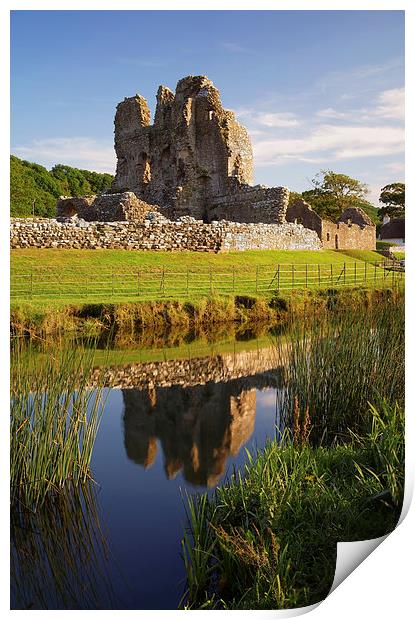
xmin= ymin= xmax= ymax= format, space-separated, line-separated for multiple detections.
xmin=10 ymin=217 xmax=322 ymax=252
xmin=209 ymin=184 xmax=290 ymax=224
xmin=57 ymin=191 xmax=158 ymax=222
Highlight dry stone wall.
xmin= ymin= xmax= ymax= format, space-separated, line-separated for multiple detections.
xmin=10 ymin=217 xmax=321 ymax=252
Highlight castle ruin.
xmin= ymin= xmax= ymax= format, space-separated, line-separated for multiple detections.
xmin=26 ymin=75 xmax=375 ymax=252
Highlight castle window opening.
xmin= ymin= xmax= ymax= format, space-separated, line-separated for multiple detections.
xmin=326 ymin=232 xmax=330 ymax=241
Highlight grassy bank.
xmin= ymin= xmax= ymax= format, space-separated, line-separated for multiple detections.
xmin=181 ymin=401 xmax=404 ymax=610
xmin=181 ymin=296 xmax=404 ymax=609
xmin=11 ymin=285 xmax=403 ymax=336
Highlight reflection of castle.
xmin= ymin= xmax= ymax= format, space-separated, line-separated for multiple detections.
xmin=122 ymin=371 xmax=282 ymax=488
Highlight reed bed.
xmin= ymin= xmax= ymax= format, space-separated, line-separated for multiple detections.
xmin=181 ymin=400 xmax=404 ymax=610
xmin=275 ymin=292 xmax=404 ymax=442
xmin=10 ymin=341 xmax=106 ymax=511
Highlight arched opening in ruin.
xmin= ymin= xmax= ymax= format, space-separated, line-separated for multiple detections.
xmin=327 ymin=232 xmax=330 ymax=241
xmin=62 ymin=201 xmax=77 ymax=217
xmin=335 ymin=234 xmax=339 ymax=249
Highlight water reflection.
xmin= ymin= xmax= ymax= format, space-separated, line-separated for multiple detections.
xmin=11 ymin=486 xmax=118 ymax=610
xmin=122 ymin=349 xmax=283 ymax=487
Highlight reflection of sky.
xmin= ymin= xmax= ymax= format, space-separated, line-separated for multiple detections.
xmin=90 ymin=382 xmax=278 ymax=609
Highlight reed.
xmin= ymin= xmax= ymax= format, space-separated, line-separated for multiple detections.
xmin=181 ymin=400 xmax=404 ymax=609
xmin=10 ymin=340 xmax=106 ymax=511
xmin=275 ymin=292 xmax=404 ymax=442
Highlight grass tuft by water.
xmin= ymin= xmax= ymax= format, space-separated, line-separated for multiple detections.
xmin=10 ymin=341 xmax=107 ymax=511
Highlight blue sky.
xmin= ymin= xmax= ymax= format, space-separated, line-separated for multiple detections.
xmin=11 ymin=10 xmax=404 ymax=204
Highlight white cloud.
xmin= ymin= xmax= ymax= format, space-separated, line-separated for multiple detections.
xmin=373 ymin=88 xmax=404 ymax=121
xmin=12 ymin=137 xmax=116 ymax=173
xmin=383 ymin=162 xmax=405 ymax=175
xmin=253 ymin=124 xmax=404 ymax=165
xmin=220 ymin=42 xmax=251 ymax=54
xmin=316 ymin=108 xmax=350 ymax=120
xmin=255 ymin=112 xmax=300 ymax=128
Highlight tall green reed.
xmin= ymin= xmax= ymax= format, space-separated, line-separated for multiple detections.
xmin=275 ymin=293 xmax=404 ymax=441
xmin=10 ymin=339 xmax=106 ymax=511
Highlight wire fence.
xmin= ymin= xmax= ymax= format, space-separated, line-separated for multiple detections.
xmin=10 ymin=260 xmax=404 ymax=301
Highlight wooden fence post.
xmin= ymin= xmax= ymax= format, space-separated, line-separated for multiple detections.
xmin=162 ymin=267 xmax=165 ymax=297
xmin=343 ymin=262 xmax=346 ymax=285
xmin=277 ymin=264 xmax=280 ymax=292
xmin=292 ymin=264 xmax=294 ymax=290
xmin=305 ymin=264 xmax=308 ymax=288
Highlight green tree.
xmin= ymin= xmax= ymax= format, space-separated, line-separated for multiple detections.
xmin=10 ymin=156 xmax=114 ymax=217
xmin=378 ymin=183 xmax=405 ymax=219
xmin=300 ymin=170 xmax=379 ymax=224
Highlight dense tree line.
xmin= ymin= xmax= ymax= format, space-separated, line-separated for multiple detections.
xmin=10 ymin=156 xmax=114 ymax=217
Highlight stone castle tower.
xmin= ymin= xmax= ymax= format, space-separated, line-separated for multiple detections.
xmin=112 ymin=75 xmax=289 ymax=223
xmin=112 ymin=75 xmax=254 ymax=221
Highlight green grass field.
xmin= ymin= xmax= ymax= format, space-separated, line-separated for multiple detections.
xmin=11 ymin=247 xmax=383 ymax=274
xmin=11 ymin=248 xmax=402 ymax=305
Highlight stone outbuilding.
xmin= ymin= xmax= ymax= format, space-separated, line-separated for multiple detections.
xmin=286 ymin=198 xmax=376 ymax=250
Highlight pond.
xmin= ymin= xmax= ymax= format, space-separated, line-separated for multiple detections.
xmin=10 ymin=296 xmax=404 ymax=610
xmin=11 ymin=329 xmax=287 ymax=609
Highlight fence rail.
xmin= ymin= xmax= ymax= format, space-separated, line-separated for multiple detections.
xmin=10 ymin=260 xmax=404 ymax=301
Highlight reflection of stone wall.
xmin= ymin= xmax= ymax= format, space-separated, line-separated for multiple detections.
xmin=122 ymin=379 xmax=261 ymax=487
xmin=89 ymin=346 xmax=283 ymax=390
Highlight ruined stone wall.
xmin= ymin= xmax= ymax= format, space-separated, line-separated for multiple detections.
xmin=286 ymin=198 xmax=323 ymax=236
xmin=57 ymin=192 xmax=158 ymax=222
xmin=10 ymin=217 xmax=322 ymax=252
xmin=321 ymin=221 xmax=376 ymax=250
xmin=286 ymin=198 xmax=375 ymax=250
xmin=209 ymin=184 xmax=290 ymax=224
